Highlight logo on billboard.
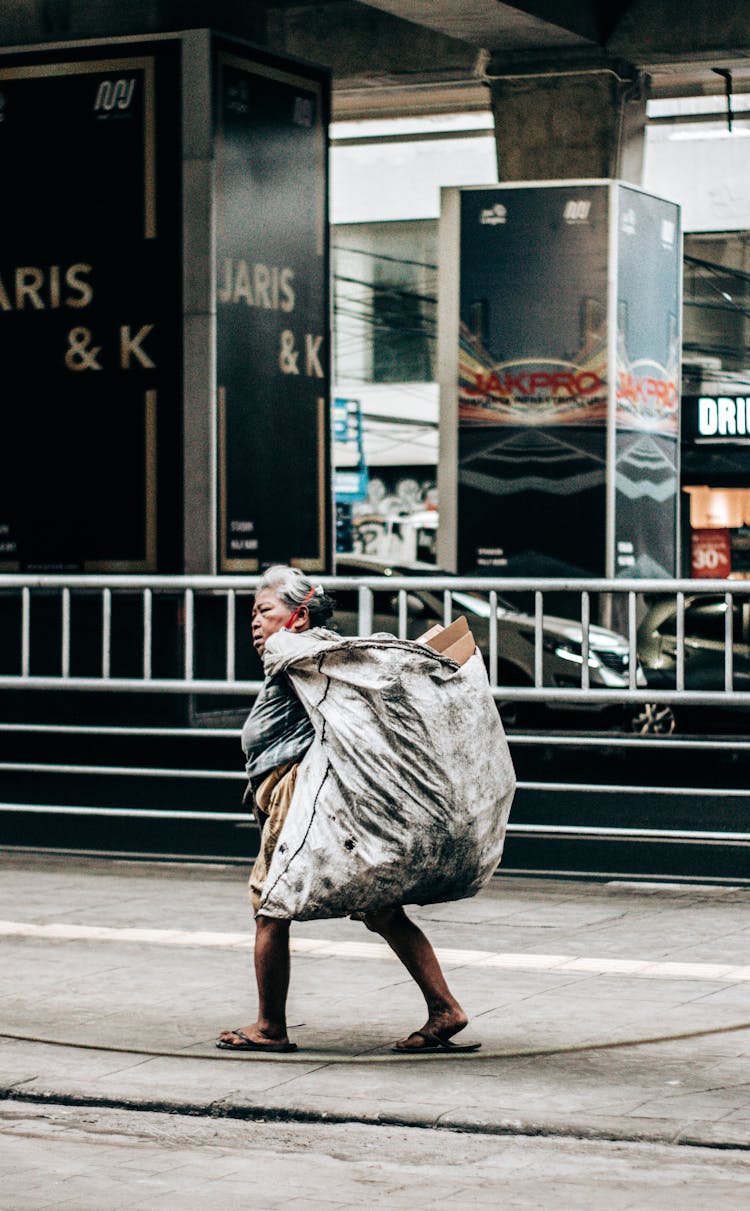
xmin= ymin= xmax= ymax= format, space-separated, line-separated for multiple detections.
xmin=479 ymin=203 xmax=507 ymax=226
xmin=563 ymin=199 xmax=591 ymax=225
xmin=616 ymin=308 xmax=680 ymax=435
xmin=93 ymin=78 xmax=136 ymax=117
xmin=616 ymin=359 xmax=678 ymax=434
xmin=458 ymin=323 xmax=607 ymax=426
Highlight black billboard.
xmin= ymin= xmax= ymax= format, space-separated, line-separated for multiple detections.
xmin=216 ymin=48 xmax=330 ymax=572
xmin=0 ymin=44 xmax=182 ymax=571
xmin=455 ymin=185 xmax=609 ymax=576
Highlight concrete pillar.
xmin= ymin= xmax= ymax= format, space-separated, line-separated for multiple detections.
xmin=488 ymin=53 xmax=648 ymax=184
xmin=181 ymin=28 xmax=216 ymax=575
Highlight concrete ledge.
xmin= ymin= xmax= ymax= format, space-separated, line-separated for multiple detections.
xmin=3 ymin=1082 xmax=749 ymax=1153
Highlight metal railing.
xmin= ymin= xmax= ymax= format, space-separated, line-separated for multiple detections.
xmin=1 ymin=573 xmax=750 ymax=871
xmin=0 ymin=572 xmax=749 ymax=706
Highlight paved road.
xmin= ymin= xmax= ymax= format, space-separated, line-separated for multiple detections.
xmin=1 ymin=853 xmax=749 ymax=1155
xmin=2 ymin=1100 xmax=750 ymax=1211
xmin=1 ymin=852 xmax=750 ymax=1211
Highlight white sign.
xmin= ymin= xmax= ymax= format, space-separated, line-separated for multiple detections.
xmin=698 ymin=395 xmax=750 ymax=437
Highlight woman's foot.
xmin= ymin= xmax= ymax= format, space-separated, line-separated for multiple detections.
xmin=394 ymin=1006 xmax=469 ymax=1052
xmin=216 ymin=1023 xmax=293 ymax=1051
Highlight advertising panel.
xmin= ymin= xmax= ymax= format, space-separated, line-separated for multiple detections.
xmin=0 ymin=44 xmax=182 ymax=571
xmin=691 ymin=528 xmax=731 ymax=578
xmin=614 ymin=185 xmax=680 ymax=579
xmin=216 ymin=48 xmax=330 ymax=572
xmin=456 ymin=185 xmax=609 ymax=575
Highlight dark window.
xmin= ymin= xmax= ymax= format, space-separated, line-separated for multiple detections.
xmin=372 ymin=286 xmax=434 ymax=382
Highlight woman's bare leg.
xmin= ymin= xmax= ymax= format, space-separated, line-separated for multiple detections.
xmin=363 ymin=907 xmax=468 ymax=1050
xmin=217 ymin=916 xmax=292 ymax=1046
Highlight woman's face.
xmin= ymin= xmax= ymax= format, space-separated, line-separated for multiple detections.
xmin=251 ymin=588 xmax=308 ymax=656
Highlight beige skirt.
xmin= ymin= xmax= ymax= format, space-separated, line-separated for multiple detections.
xmin=248 ymin=761 xmax=300 ymax=916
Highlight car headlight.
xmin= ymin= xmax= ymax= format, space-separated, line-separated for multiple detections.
xmin=542 ymin=638 xmax=601 ymax=668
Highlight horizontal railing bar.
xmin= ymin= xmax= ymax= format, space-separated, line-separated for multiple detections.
xmin=2 ymin=574 xmax=750 ymax=593
xmin=517 ymin=780 xmax=750 ymax=797
xmin=0 ymin=576 xmax=265 ymax=590
xmin=0 ymin=802 xmax=252 ymax=822
xmin=0 ymin=762 xmax=244 ymax=780
xmin=1 ymin=723 xmax=750 ymax=751
xmin=509 ymin=733 xmax=750 ymax=750
xmin=2 ymin=761 xmax=749 ymax=799
xmin=0 ymin=726 xmax=717 ymax=753
xmin=0 ymin=803 xmax=746 ymax=844
xmin=2 ymin=724 xmax=750 ymax=751
xmin=0 ymin=845 xmax=255 ymax=864
xmin=494 ymin=689 xmax=750 ymax=704
xmin=507 ymin=823 xmax=750 ymax=844
xmin=0 ymin=723 xmax=241 ymax=738
xmin=0 ymin=677 xmax=264 ymax=694
xmin=1 ymin=675 xmax=750 ymax=707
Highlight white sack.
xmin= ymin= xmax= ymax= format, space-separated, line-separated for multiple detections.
xmin=258 ymin=629 xmax=516 ymax=920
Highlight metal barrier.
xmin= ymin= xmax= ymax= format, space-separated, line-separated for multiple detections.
xmin=1 ymin=574 xmax=749 ymax=874
xmin=1 ymin=571 xmax=749 ymax=707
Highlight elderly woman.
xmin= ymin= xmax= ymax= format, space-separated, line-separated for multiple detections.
xmin=217 ymin=564 xmax=476 ymax=1054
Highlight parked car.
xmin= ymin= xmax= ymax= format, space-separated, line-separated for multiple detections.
xmin=637 ymin=592 xmax=750 ymax=732
xmin=332 ymin=555 xmax=647 ymax=728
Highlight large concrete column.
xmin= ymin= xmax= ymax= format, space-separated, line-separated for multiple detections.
xmin=181 ymin=28 xmax=217 ymax=575
xmin=487 ymin=52 xmax=648 ymax=184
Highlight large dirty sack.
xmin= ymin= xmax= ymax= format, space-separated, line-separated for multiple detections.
xmin=257 ymin=628 xmax=516 ymax=920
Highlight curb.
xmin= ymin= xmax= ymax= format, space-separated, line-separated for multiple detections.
xmin=2 ymin=1087 xmax=748 ymax=1153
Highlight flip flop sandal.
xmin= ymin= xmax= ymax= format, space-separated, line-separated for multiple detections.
xmin=391 ymin=1030 xmax=482 ymax=1055
xmin=215 ymin=1029 xmax=298 ymax=1053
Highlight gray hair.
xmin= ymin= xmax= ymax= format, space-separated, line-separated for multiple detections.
xmin=257 ymin=565 xmax=334 ymax=628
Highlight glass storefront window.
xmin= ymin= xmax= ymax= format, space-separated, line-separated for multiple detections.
xmin=686 ymin=486 xmax=750 ymax=529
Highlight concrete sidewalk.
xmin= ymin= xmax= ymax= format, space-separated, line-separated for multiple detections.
xmin=0 ymin=853 xmax=748 ymax=1149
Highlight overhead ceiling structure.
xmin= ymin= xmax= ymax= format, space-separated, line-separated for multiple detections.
xmin=1 ymin=1 xmax=747 ymax=117
xmin=263 ymin=0 xmax=750 ymax=117
xmin=0 ymin=1 xmax=746 ymax=126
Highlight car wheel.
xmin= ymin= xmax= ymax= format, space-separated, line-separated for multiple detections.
xmin=630 ymin=702 xmax=676 ymax=735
